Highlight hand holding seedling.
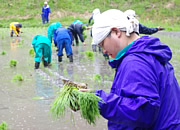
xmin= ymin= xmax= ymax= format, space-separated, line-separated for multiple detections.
xmin=157 ymin=26 xmax=165 ymax=31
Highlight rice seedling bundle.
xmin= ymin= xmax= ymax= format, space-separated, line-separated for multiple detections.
xmin=1 ymin=51 xmax=6 ymax=55
xmin=93 ymin=74 xmax=102 ymax=82
xmin=9 ymin=59 xmax=17 ymax=67
xmin=50 ymin=81 xmax=102 ymax=125
xmin=13 ymin=74 xmax=23 ymax=81
xmin=29 ymin=48 xmax=35 ymax=57
xmin=85 ymin=51 xmax=94 ymax=60
xmin=0 ymin=121 xmax=8 ymax=130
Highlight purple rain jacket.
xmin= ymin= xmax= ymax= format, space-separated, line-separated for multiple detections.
xmin=96 ymin=36 xmax=180 ymax=130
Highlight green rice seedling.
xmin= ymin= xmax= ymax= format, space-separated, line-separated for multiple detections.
xmin=1 ymin=51 xmax=6 ymax=55
xmin=0 ymin=121 xmax=8 ymax=130
xmin=85 ymin=51 xmax=94 ymax=60
xmin=83 ymin=31 xmax=87 ymax=41
xmin=9 ymin=59 xmax=17 ymax=67
xmin=50 ymin=82 xmax=102 ymax=125
xmin=13 ymin=74 xmax=23 ymax=81
xmin=29 ymin=48 xmax=35 ymax=57
xmin=93 ymin=74 xmax=102 ymax=83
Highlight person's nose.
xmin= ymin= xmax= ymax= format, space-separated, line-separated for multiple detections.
xmin=103 ymin=48 xmax=107 ymax=54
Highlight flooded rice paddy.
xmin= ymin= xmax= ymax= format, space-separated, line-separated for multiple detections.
xmin=0 ymin=28 xmax=180 ymax=130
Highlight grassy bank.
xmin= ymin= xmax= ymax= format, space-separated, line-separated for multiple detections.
xmin=0 ymin=0 xmax=180 ymax=30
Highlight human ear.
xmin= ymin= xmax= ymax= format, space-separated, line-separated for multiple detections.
xmin=111 ymin=27 xmax=121 ymax=38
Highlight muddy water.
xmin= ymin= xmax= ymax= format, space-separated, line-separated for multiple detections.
xmin=0 ymin=28 xmax=179 ymax=130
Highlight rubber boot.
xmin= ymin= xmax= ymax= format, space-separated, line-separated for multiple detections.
xmin=35 ymin=62 xmax=40 ymax=69
xmin=10 ymin=32 xmax=13 ymax=37
xmin=92 ymin=45 xmax=97 ymax=52
xmin=44 ymin=61 xmax=48 ymax=67
xmin=69 ymin=55 xmax=73 ymax=62
xmin=58 ymin=56 xmax=62 ymax=62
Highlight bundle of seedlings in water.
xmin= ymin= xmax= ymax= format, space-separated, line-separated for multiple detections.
xmin=85 ymin=51 xmax=94 ymax=60
xmin=1 ymin=51 xmax=6 ymax=55
xmin=50 ymin=79 xmax=102 ymax=125
xmin=9 ymin=59 xmax=17 ymax=67
xmin=29 ymin=48 xmax=35 ymax=57
xmin=93 ymin=74 xmax=102 ymax=83
xmin=0 ymin=121 xmax=8 ymax=130
xmin=13 ymin=74 xmax=23 ymax=81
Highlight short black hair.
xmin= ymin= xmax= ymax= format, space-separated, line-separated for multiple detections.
xmin=17 ymin=23 xmax=22 ymax=28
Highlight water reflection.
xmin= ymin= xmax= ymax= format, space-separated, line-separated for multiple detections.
xmin=10 ymin=38 xmax=20 ymax=50
xmin=34 ymin=71 xmax=54 ymax=104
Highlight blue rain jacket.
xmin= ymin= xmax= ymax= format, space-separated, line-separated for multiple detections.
xmin=96 ymin=36 xmax=180 ymax=129
xmin=53 ymin=27 xmax=73 ymax=56
xmin=47 ymin=22 xmax=62 ymax=43
xmin=139 ymin=24 xmax=158 ymax=35
xmin=42 ymin=5 xmax=51 ymax=23
xmin=68 ymin=23 xmax=84 ymax=43
xmin=32 ymin=35 xmax=52 ymax=63
xmin=53 ymin=27 xmax=72 ymax=44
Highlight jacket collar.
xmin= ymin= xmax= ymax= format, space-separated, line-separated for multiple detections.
xmin=109 ymin=41 xmax=135 ymax=68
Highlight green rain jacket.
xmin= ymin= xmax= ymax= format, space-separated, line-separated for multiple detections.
xmin=32 ymin=35 xmax=52 ymax=63
xmin=47 ymin=22 xmax=62 ymax=43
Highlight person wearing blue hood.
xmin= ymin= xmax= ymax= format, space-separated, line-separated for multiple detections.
xmin=42 ymin=2 xmax=51 ymax=24
xmin=53 ymin=26 xmax=73 ymax=62
xmin=32 ymin=35 xmax=52 ymax=69
xmin=80 ymin=9 xmax=180 ymax=129
xmin=72 ymin=20 xmax=83 ymax=24
xmin=67 ymin=21 xmax=87 ymax=46
xmin=47 ymin=22 xmax=62 ymax=47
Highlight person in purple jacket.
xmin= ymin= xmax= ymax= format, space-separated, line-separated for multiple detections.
xmin=53 ymin=27 xmax=73 ymax=62
xmin=81 ymin=9 xmax=180 ymax=129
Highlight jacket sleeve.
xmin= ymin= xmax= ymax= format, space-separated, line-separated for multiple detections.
xmin=32 ymin=35 xmax=38 ymax=49
xmin=14 ymin=27 xmax=19 ymax=35
xmin=53 ymin=29 xmax=57 ymax=45
xmin=139 ymin=24 xmax=158 ymax=35
xmin=47 ymin=26 xmax=53 ymax=43
xmin=67 ymin=30 xmax=73 ymax=44
xmin=96 ymin=58 xmax=160 ymax=127
xmin=48 ymin=7 xmax=51 ymax=13
xmin=88 ymin=15 xmax=93 ymax=24
xmin=42 ymin=7 xmax=44 ymax=13
xmin=76 ymin=25 xmax=84 ymax=42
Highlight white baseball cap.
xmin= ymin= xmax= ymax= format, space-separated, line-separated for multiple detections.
xmin=44 ymin=2 xmax=47 ymax=4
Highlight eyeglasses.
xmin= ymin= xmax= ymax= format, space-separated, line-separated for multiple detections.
xmin=98 ymin=31 xmax=111 ymax=48
xmin=98 ymin=41 xmax=104 ymax=48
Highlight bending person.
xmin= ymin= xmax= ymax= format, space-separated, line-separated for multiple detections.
xmin=9 ymin=22 xmax=22 ymax=37
xmin=124 ymin=9 xmax=165 ymax=35
xmin=32 ymin=35 xmax=52 ymax=69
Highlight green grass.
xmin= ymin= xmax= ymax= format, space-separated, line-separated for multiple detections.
xmin=0 ymin=0 xmax=179 ymax=30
